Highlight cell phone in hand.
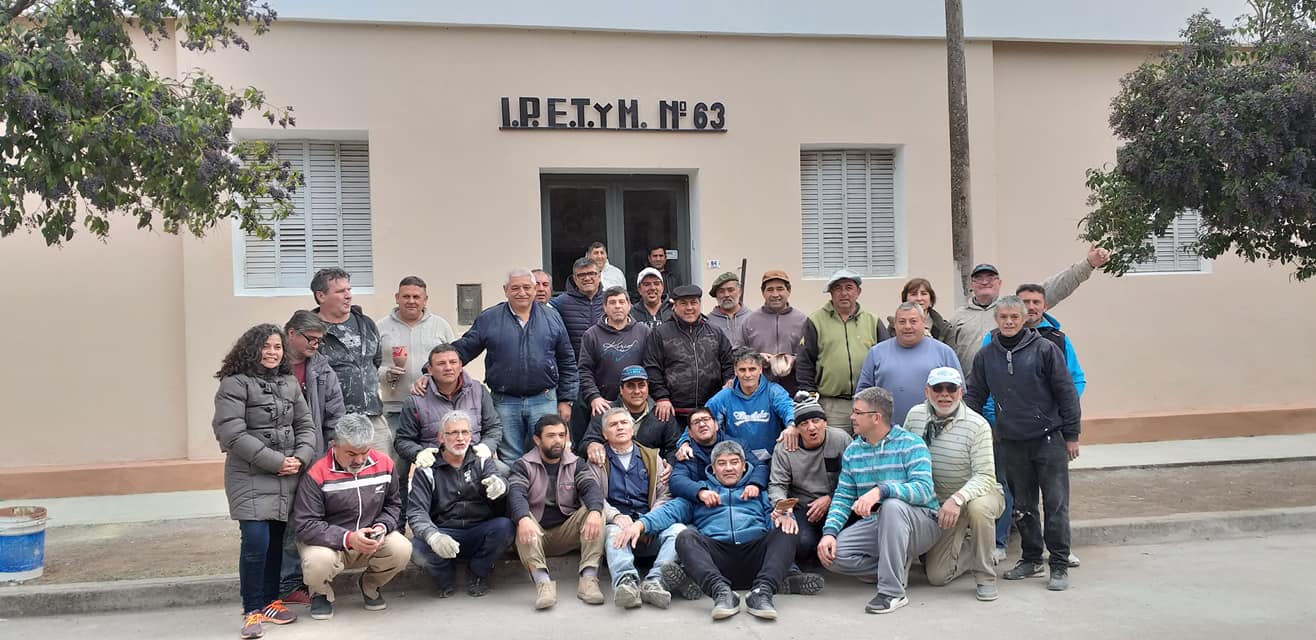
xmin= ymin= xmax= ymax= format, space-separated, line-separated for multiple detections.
xmin=365 ymin=529 xmax=384 ymax=541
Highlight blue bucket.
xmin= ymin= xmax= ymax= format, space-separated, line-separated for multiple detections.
xmin=0 ymin=506 xmax=47 ymax=583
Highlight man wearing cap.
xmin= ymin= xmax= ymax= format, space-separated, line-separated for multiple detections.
xmin=739 ymin=270 xmax=807 ymax=397
xmin=855 ymin=302 xmax=962 ymax=427
xmin=796 ymin=269 xmax=891 ymax=433
xmin=644 ymin=284 xmax=734 ymax=426
xmin=707 ymin=272 xmax=748 ymax=347
xmin=903 ymin=367 xmax=1004 ymax=601
xmin=632 ymin=267 xmax=675 ymax=329
xmin=582 ymin=366 xmax=683 ymax=464
xmin=947 ymin=247 xmax=1110 ymax=378
xmin=768 ymin=393 xmax=851 ymax=570
xmin=578 ymin=287 xmax=651 ymax=439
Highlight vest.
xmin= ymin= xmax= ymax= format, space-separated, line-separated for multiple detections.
xmin=411 ymin=371 xmax=487 ymax=445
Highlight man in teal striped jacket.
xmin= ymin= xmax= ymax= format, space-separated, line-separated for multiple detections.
xmin=816 ymin=386 xmax=940 ymax=615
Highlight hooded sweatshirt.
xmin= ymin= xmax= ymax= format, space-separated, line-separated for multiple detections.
xmin=640 ymin=460 xmax=775 ymax=545
xmin=704 ymin=376 xmax=795 ymax=464
xmin=578 ymin=317 xmax=651 ymax=403
xmin=977 ymin=311 xmax=1086 ymax=423
xmin=708 ymin=305 xmax=750 ymax=347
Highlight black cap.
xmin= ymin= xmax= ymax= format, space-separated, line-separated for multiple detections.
xmin=971 ymin=263 xmax=999 ymax=276
xmin=670 ymin=284 xmax=702 ymax=299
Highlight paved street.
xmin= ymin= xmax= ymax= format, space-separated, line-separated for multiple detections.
xmin=3 ymin=533 xmax=1310 ymax=639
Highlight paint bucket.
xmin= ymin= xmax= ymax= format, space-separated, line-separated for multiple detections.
xmin=0 ymin=506 xmax=47 ymax=583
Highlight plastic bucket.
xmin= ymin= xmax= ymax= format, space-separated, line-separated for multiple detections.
xmin=0 ymin=506 xmax=47 ymax=583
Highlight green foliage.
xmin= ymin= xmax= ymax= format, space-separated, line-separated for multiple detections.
xmin=0 ymin=0 xmax=299 ymax=244
xmin=1082 ymin=0 xmax=1316 ymax=280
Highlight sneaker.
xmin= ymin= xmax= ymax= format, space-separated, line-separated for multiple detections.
xmin=639 ymin=579 xmax=671 ymax=609
xmin=309 ymin=595 xmax=333 ymax=620
xmin=467 ymin=575 xmax=491 ymax=598
xmin=534 ymin=580 xmax=557 ymax=610
xmin=992 ymin=547 xmax=1007 ymax=565
xmin=864 ymin=593 xmax=909 ymax=614
xmin=614 ymin=575 xmax=641 ymax=609
xmin=240 ymin=612 xmax=264 ymax=639
xmin=745 ymin=587 xmax=777 ymax=620
xmin=1004 ymin=560 xmax=1045 ymax=580
xmin=281 ymin=586 xmax=311 ymax=606
xmin=1067 ymin=552 xmax=1081 ymax=568
xmin=660 ymin=562 xmax=705 ymax=601
xmin=1048 ymin=567 xmax=1069 ymax=591
xmin=359 ymin=576 xmax=386 ymax=611
xmin=976 ymin=583 xmax=999 ymax=601
xmin=260 ymin=600 xmax=296 ymax=625
xmin=710 ymin=584 xmax=741 ymax=620
xmin=577 ymin=575 xmax=605 ymax=605
xmin=434 ymin=581 xmax=456 ymax=598
xmin=781 ymin=570 xmax=825 ymax=595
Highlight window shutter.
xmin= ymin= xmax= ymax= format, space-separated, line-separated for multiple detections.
xmin=241 ymin=141 xmax=373 ymax=290
xmin=1131 ymin=211 xmax=1202 ymax=273
xmin=800 ymin=149 xmax=898 ymax=278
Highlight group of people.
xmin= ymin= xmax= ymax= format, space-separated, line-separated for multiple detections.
xmin=212 ymin=242 xmax=1111 ymax=638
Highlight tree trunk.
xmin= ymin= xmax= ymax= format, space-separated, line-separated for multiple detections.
xmin=946 ymin=0 xmax=973 ymax=303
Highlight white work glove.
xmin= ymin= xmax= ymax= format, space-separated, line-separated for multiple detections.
xmin=414 ymin=447 xmax=439 ymax=469
xmin=472 ymin=442 xmax=492 ymax=461
xmin=426 ymin=532 xmax=461 ymax=559
xmin=482 ymin=475 xmax=507 ymax=500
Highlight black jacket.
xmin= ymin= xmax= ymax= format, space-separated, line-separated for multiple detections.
xmin=407 ymin=449 xmax=504 ymax=534
xmin=581 ymin=398 xmax=683 ymax=461
xmin=551 ymin=280 xmax=605 ymax=363
xmin=643 ymin=315 xmax=734 ymax=410
xmin=964 ymin=328 xmax=1081 ymax=442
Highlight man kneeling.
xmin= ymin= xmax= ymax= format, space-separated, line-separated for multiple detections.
xmin=292 ymin=414 xmax=412 ymax=621
xmin=619 ymin=440 xmax=805 ymax=621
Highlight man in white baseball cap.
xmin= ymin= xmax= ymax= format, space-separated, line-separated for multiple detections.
xmin=631 ymin=267 xmax=674 ymax=329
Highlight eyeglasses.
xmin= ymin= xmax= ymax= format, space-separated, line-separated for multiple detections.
xmin=930 ymin=384 xmax=960 ymax=394
xmin=574 ymin=272 xmax=599 ymax=279
xmin=971 ymin=275 xmax=1000 ymax=284
xmin=690 ymin=416 xmax=715 ymax=425
xmin=851 ymin=409 xmax=881 ymax=417
xmin=299 ymin=332 xmax=323 ymax=347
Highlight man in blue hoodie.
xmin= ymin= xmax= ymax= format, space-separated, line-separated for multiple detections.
xmin=704 ymin=348 xmax=799 ymax=465
xmin=669 ymin=407 xmax=770 ymax=503
xmin=615 ymin=440 xmax=811 ymax=621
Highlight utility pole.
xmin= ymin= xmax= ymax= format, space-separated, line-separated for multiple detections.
xmin=946 ymin=0 xmax=973 ymax=303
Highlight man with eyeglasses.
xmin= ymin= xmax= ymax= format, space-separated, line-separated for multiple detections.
xmin=902 ymin=368 xmax=1004 ymax=601
xmin=946 ymin=246 xmax=1111 ymax=378
xmin=668 ymin=407 xmax=770 ymax=506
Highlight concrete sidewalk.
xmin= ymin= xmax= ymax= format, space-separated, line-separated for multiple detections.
xmin=6 ymin=433 xmax=1315 ymax=528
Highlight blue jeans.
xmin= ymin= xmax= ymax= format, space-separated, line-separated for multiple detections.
xmin=491 ymin=390 xmax=558 ymax=461
xmin=238 ymin=520 xmax=286 ymax=614
xmin=411 ymin=518 xmax=515 ymax=587
xmin=604 ymin=522 xmax=685 ymax=588
xmin=277 ymin=524 xmax=302 ymax=596
xmin=994 ymin=440 xmax=1013 ymax=549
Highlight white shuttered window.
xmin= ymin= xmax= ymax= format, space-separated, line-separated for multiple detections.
xmin=242 ymin=140 xmax=374 ymax=290
xmin=1129 ymin=211 xmax=1204 ymax=273
xmin=800 ymin=149 xmax=898 ymax=278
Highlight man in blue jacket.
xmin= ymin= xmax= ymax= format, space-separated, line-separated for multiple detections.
xmin=453 ymin=268 xmax=578 ymax=461
xmin=615 ymin=440 xmax=810 ymax=621
xmin=669 ymin=407 xmax=770 ymax=503
xmin=705 ymin=348 xmax=799 ymax=465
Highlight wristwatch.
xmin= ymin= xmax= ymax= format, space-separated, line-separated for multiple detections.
xmin=951 ymin=494 xmax=965 ymax=507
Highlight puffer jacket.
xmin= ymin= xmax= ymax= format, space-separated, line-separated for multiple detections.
xmin=291 ymin=450 xmax=401 ymax=549
xmin=302 ymin=352 xmax=346 ymax=457
xmin=213 ymin=373 xmax=317 ymax=521
xmin=946 ymin=259 xmax=1094 ymax=377
xmin=452 ymin=301 xmax=578 ymax=402
xmin=643 ymin=315 xmax=733 ymax=410
xmin=640 ymin=460 xmax=774 ymax=545
xmin=963 ymin=328 xmax=1081 ymax=442
xmin=551 ymin=279 xmax=605 ymax=363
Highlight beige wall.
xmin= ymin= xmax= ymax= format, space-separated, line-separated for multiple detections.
xmin=2 ymin=24 xmax=1312 ymax=473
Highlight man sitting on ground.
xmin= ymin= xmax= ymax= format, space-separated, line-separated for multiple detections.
xmin=768 ymin=393 xmax=850 ymax=574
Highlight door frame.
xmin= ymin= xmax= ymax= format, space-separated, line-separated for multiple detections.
xmin=539 ymin=174 xmax=691 ymax=289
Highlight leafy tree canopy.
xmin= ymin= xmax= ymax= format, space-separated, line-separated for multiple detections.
xmin=1083 ymin=0 xmax=1316 ymax=280
xmin=0 ymin=0 xmax=297 ymax=245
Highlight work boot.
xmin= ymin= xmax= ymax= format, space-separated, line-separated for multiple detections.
xmin=660 ymin=561 xmax=704 ymax=601
xmin=639 ymin=579 xmax=671 ymax=609
xmin=467 ymin=575 xmax=491 ymax=597
xmin=534 ymin=580 xmax=557 ymax=610
xmin=614 ymin=574 xmax=641 ymax=609
xmin=781 ymin=569 xmax=825 ymax=595
xmin=745 ymin=586 xmax=778 ymax=620
xmin=710 ymin=584 xmax=741 ymax=620
xmin=577 ymin=575 xmax=605 ymax=605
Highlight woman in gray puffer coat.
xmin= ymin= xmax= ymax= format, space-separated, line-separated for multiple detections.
xmin=212 ymin=323 xmax=316 ymax=638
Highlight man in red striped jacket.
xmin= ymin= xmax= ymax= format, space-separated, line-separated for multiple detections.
xmin=292 ymin=414 xmax=412 ymax=621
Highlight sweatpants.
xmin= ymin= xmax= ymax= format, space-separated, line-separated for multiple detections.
xmin=827 ymin=499 xmax=940 ymax=598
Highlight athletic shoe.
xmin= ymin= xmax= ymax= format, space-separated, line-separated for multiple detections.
xmin=1048 ymin=567 xmax=1069 ymax=591
xmin=359 ymin=576 xmax=386 ymax=611
xmin=865 ymin=593 xmax=909 ymax=614
xmin=976 ymin=583 xmax=999 ymax=601
xmin=467 ymin=575 xmax=491 ymax=597
xmin=309 ymin=595 xmax=333 ymax=620
xmin=1004 ymin=560 xmax=1045 ymax=580
xmin=992 ymin=547 xmax=1007 ymax=565
xmin=240 ymin=612 xmax=264 ymax=639
xmin=781 ymin=570 xmax=825 ymax=595
xmin=745 ymin=587 xmax=778 ymax=620
xmin=260 ymin=600 xmax=296 ymax=625
xmin=614 ymin=574 xmax=641 ymax=609
xmin=710 ymin=584 xmax=740 ymax=620
xmin=660 ymin=562 xmax=705 ymax=601
xmin=1067 ymin=552 xmax=1081 ymax=568
xmin=280 ymin=586 xmax=311 ymax=606
xmin=639 ymin=579 xmax=671 ymax=609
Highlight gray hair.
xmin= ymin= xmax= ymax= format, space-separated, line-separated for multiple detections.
xmin=732 ymin=346 xmax=767 ymax=368
xmin=506 ymin=268 xmax=534 ymax=283
xmin=440 ymin=410 xmax=472 ymax=433
xmin=894 ymin=301 xmax=925 ymax=319
xmin=995 ymin=295 xmax=1027 ymax=317
xmin=572 ymin=256 xmax=596 ymax=272
xmin=600 ymin=407 xmax=634 ymax=432
xmin=854 ymin=386 xmax=895 ymax=424
xmin=310 ymin=267 xmax=350 ymax=297
xmin=333 ymin=413 xmax=375 ymax=448
xmin=710 ymin=440 xmax=745 ymax=463
xmin=285 ymin=309 xmax=327 ymax=335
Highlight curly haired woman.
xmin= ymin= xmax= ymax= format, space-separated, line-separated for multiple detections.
xmin=213 ymin=324 xmax=317 ymax=639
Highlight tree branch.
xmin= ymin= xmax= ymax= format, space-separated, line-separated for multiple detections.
xmin=4 ymin=0 xmax=38 ymax=23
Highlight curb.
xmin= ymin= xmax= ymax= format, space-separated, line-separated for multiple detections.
xmin=4 ymin=507 xmax=1315 ymax=618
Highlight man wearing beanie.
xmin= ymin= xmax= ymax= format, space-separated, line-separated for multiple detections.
xmin=768 ymin=393 xmax=853 ymax=571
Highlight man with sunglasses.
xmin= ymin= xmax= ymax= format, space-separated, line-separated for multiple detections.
xmin=903 ymin=367 xmax=1004 ymax=601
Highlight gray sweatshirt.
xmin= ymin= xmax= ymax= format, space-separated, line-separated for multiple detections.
xmin=768 ymin=427 xmax=853 ymax=505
